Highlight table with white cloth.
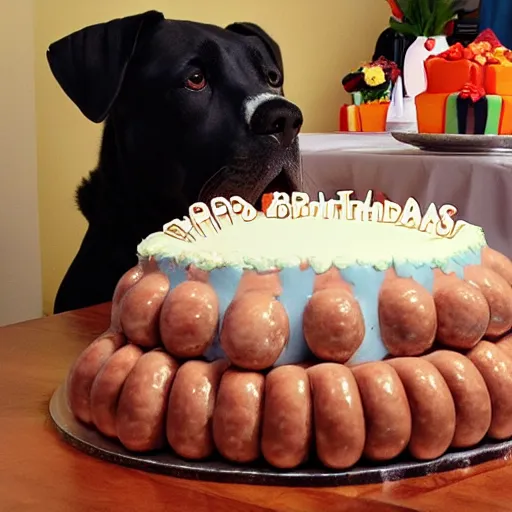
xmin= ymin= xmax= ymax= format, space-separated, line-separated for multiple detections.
xmin=298 ymin=133 xmax=512 ymax=259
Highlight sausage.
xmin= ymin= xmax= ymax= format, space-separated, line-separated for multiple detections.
xmin=468 ymin=341 xmax=512 ymax=439
xmin=166 ymin=359 xmax=228 ymax=460
xmin=160 ymin=281 xmax=219 ymax=358
xmin=351 ymin=362 xmax=411 ymax=461
xmin=90 ymin=344 xmax=143 ymax=438
xmin=387 ymin=358 xmax=456 ymax=460
xmin=212 ymin=369 xmax=265 ymax=463
xmin=308 ymin=363 xmax=365 ymax=468
xmin=261 ymin=365 xmax=312 ymax=468
xmin=116 ymin=350 xmax=178 ymax=452
xmin=66 ymin=332 xmax=125 ymax=424
xmin=464 ymin=265 xmax=512 ymax=337
xmin=236 ymin=269 xmax=282 ymax=297
xmin=378 ymin=272 xmax=436 ymax=356
xmin=313 ymin=266 xmax=351 ymax=292
xmin=220 ymin=291 xmax=289 ymax=370
xmin=187 ymin=264 xmax=210 ymax=283
xmin=119 ymin=272 xmax=170 ymax=348
xmin=432 ymin=271 xmax=489 ymax=349
xmin=482 ymin=247 xmax=512 ymax=286
xmin=495 ymin=333 xmax=512 ymax=359
xmin=424 ymin=351 xmax=491 ymax=448
xmin=303 ymin=288 xmax=365 ymax=363
xmin=110 ymin=264 xmax=144 ymax=331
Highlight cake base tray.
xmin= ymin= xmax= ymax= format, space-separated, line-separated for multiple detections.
xmin=391 ymin=132 xmax=512 ymax=153
xmin=49 ymin=384 xmax=512 ymax=487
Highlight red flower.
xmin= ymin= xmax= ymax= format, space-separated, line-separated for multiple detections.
xmin=386 ymin=0 xmax=404 ymax=21
xmin=474 ymin=28 xmax=503 ymax=49
xmin=459 ymin=82 xmax=486 ymax=102
xmin=444 ymin=20 xmax=455 ymax=37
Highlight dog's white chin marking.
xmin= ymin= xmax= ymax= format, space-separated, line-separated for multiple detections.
xmin=244 ymin=93 xmax=293 ymax=126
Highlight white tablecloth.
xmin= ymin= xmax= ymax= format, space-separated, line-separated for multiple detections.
xmin=298 ymin=133 xmax=512 ymax=259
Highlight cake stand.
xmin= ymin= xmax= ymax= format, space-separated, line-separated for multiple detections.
xmin=49 ymin=384 xmax=512 ymax=487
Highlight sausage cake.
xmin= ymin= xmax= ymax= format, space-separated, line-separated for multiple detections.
xmin=64 ymin=190 xmax=512 ymax=470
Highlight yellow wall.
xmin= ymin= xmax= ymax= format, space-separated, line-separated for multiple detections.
xmin=35 ymin=0 xmax=389 ymax=314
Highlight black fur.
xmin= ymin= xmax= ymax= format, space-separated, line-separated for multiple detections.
xmin=48 ymin=11 xmax=303 ymax=314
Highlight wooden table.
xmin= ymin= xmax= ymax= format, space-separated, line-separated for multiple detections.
xmin=3 ymin=304 xmax=512 ymax=512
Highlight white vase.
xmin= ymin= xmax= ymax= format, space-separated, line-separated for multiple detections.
xmin=403 ymin=35 xmax=450 ymax=98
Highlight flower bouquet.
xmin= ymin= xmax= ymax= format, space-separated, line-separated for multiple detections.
xmin=340 ymin=58 xmax=401 ymax=132
xmin=385 ymin=0 xmax=458 ymax=97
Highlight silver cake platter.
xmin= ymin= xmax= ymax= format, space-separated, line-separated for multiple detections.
xmin=49 ymin=384 xmax=512 ymax=487
xmin=392 ymin=132 xmax=512 ymax=154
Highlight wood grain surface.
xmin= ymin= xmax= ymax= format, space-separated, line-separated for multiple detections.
xmin=2 ymin=303 xmax=512 ymax=511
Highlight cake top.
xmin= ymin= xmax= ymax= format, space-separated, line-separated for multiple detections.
xmin=431 ymin=29 xmax=512 ymax=67
xmin=137 ymin=190 xmax=486 ymax=273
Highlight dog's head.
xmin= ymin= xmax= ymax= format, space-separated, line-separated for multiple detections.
xmin=47 ymin=10 xmax=303 ymax=221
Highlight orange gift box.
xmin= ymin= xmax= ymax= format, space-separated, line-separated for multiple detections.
xmin=425 ymin=58 xmax=484 ymax=94
xmin=484 ymin=65 xmax=512 ymax=95
xmin=415 ymin=93 xmax=449 ymax=133
xmin=358 ymin=102 xmax=389 ymax=132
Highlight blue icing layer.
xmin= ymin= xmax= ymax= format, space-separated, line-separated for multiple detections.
xmin=203 ymin=267 xmax=243 ymax=361
xmin=395 ymin=262 xmax=434 ymax=293
xmin=275 ymin=266 xmax=316 ymax=365
xmin=151 ymin=247 xmax=483 ymax=366
xmin=157 ymin=258 xmax=188 ymax=288
xmin=341 ymin=266 xmax=388 ymax=364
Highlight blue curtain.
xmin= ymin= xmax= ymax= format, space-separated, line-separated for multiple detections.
xmin=479 ymin=0 xmax=512 ymax=49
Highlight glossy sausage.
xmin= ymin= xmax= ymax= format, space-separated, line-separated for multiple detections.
xmin=387 ymin=358 xmax=456 ymax=460
xmin=482 ymin=247 xmax=512 ymax=286
xmin=90 ymin=344 xmax=143 ymax=438
xmin=66 ymin=332 xmax=125 ymax=424
xmin=308 ymin=363 xmax=365 ymax=468
xmin=212 ymin=369 xmax=265 ymax=463
xmin=432 ymin=271 xmax=489 ymax=349
xmin=464 ymin=265 xmax=512 ymax=337
xmin=116 ymin=350 xmax=178 ymax=452
xmin=166 ymin=359 xmax=228 ymax=460
xmin=351 ymin=361 xmax=411 ymax=461
xmin=261 ymin=366 xmax=312 ymax=468
xmin=110 ymin=264 xmax=144 ymax=331
xmin=424 ymin=350 xmax=491 ymax=448
xmin=303 ymin=288 xmax=365 ymax=363
xmin=160 ymin=281 xmax=219 ymax=358
xmin=119 ymin=272 xmax=170 ymax=348
xmin=220 ymin=291 xmax=289 ymax=370
xmin=378 ymin=273 xmax=436 ymax=356
xmin=468 ymin=341 xmax=512 ymax=439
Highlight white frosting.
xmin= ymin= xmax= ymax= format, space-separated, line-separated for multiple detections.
xmin=137 ymin=214 xmax=486 ymax=272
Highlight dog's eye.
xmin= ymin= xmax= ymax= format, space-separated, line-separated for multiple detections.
xmin=185 ymin=72 xmax=207 ymax=91
xmin=267 ymin=70 xmax=282 ymax=88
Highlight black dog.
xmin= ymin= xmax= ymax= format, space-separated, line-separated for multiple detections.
xmin=47 ymin=10 xmax=303 ymax=314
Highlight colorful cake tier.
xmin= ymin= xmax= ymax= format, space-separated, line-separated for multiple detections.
xmin=63 ymin=190 xmax=512 ymax=470
xmin=416 ymin=29 xmax=512 ymax=134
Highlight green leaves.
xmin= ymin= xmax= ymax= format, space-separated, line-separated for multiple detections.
xmin=389 ymin=0 xmax=455 ymax=37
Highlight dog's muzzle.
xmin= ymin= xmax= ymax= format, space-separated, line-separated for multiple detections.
xmin=244 ymin=94 xmax=303 ymax=148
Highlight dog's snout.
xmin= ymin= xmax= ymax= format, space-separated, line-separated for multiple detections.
xmin=248 ymin=96 xmax=303 ymax=147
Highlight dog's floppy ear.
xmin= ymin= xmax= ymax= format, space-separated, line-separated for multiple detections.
xmin=47 ymin=10 xmax=164 ymax=123
xmin=225 ymin=22 xmax=283 ymax=75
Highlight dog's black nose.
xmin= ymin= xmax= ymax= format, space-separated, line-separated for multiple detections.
xmin=250 ymin=98 xmax=303 ymax=147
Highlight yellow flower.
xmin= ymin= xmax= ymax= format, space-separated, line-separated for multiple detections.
xmin=363 ymin=66 xmax=386 ymax=87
